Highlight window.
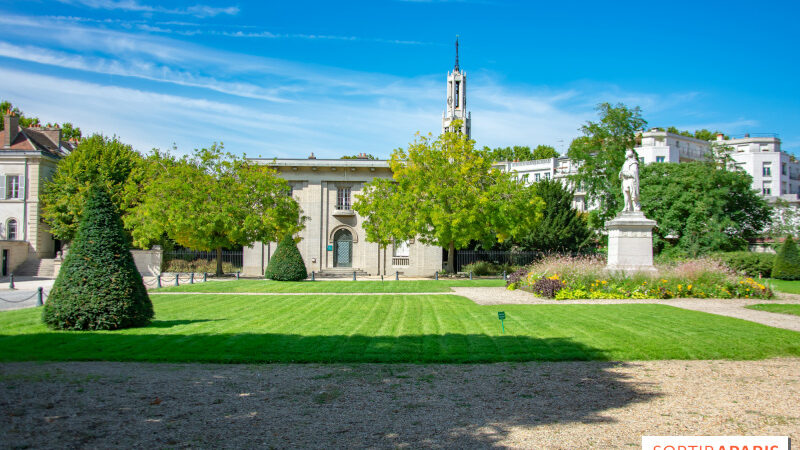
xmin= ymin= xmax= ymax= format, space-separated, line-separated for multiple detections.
xmin=639 ymin=157 xmax=645 ymax=165
xmin=6 ymin=219 xmax=16 ymax=240
xmin=656 ymin=156 xmax=665 ymax=163
xmin=763 ymin=163 xmax=772 ymax=177
xmin=762 ymin=182 xmax=771 ymax=196
xmin=336 ymin=187 xmax=351 ymax=210
xmin=534 ymin=173 xmax=540 ymax=182
xmin=782 ymin=163 xmax=787 ymax=175
xmin=544 ymin=172 xmax=551 ymax=180
xmin=393 ymin=240 xmax=410 ymax=257
xmin=454 ymin=81 xmax=460 ymax=108
xmin=521 ymin=174 xmax=529 ymax=183
xmin=6 ymin=175 xmax=20 ymax=199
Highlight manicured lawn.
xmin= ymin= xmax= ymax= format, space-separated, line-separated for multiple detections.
xmin=2 ymin=295 xmax=799 ymax=363
xmin=746 ymin=304 xmax=800 ymax=317
xmin=156 ymin=279 xmax=506 ymax=293
xmin=765 ymin=279 xmax=800 ymax=295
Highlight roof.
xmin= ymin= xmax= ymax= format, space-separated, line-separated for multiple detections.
xmin=0 ymin=126 xmax=74 ymax=157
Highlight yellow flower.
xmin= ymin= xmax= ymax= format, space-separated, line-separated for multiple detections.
xmin=678 ymin=284 xmax=682 ymax=290
xmin=601 ymin=280 xmax=607 ymax=285
xmin=687 ymin=284 xmax=692 ymax=290
xmin=661 ymin=279 xmax=668 ymax=283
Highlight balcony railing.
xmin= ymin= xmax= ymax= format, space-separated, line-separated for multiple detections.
xmin=392 ymin=257 xmax=410 ymax=266
xmin=333 ymin=204 xmax=354 ymax=216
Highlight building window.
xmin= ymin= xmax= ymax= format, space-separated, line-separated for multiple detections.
xmin=521 ymin=174 xmax=529 ymax=183
xmin=534 ymin=173 xmax=540 ymax=182
xmin=762 ymin=182 xmax=771 ymax=196
xmin=782 ymin=163 xmax=787 ymax=175
xmin=454 ymin=81 xmax=460 ymax=108
xmin=6 ymin=175 xmax=20 ymax=199
xmin=656 ymin=156 xmax=665 ymax=163
xmin=6 ymin=219 xmax=17 ymax=240
xmin=336 ymin=187 xmax=351 ymax=210
xmin=393 ymin=240 xmax=410 ymax=257
xmin=544 ymin=172 xmax=551 ymax=180
xmin=763 ymin=163 xmax=771 ymax=177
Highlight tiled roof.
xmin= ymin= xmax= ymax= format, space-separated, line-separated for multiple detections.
xmin=0 ymin=127 xmax=71 ymax=157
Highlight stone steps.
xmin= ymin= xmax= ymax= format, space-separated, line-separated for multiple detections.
xmin=14 ymin=258 xmax=56 ymax=278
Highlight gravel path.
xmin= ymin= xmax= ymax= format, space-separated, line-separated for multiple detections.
xmin=452 ymin=287 xmax=800 ymax=332
xmin=1 ymin=359 xmax=798 ymax=449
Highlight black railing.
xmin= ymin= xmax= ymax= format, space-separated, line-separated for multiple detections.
xmin=453 ymin=250 xmax=542 ymax=273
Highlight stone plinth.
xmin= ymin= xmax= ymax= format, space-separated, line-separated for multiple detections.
xmin=605 ymin=211 xmax=657 ymax=273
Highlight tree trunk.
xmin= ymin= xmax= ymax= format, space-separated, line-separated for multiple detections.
xmin=216 ymin=247 xmax=223 ymax=276
xmin=383 ymin=245 xmax=387 ymax=276
xmin=447 ymin=241 xmax=455 ymax=274
xmin=377 ymin=245 xmax=380 ymax=276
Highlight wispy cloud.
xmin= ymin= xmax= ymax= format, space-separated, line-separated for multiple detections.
xmin=56 ymin=0 xmax=239 ymax=17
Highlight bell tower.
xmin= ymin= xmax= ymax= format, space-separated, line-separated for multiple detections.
xmin=442 ymin=37 xmax=471 ymax=139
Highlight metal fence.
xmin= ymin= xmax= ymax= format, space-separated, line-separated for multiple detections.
xmin=453 ymin=250 xmax=542 ymax=273
xmin=164 ymin=249 xmax=243 ymax=269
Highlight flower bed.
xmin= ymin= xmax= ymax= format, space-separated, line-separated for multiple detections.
xmin=513 ymin=255 xmax=773 ymax=300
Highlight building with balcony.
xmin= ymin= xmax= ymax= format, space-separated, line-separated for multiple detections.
xmin=493 ymin=157 xmax=588 ymax=212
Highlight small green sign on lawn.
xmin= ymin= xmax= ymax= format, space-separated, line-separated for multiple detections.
xmin=498 ymin=311 xmax=505 ymax=333
xmin=327 ymin=245 xmax=333 ymax=251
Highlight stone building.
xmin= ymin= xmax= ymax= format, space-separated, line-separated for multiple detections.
xmin=241 ymin=157 xmax=442 ymax=277
xmin=0 ymin=112 xmax=74 ymax=276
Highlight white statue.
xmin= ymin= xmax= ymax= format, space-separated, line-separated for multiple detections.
xmin=619 ymin=149 xmax=641 ymax=213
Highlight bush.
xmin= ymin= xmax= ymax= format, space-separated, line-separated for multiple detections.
xmin=531 ymin=276 xmax=565 ymax=298
xmin=265 ymin=235 xmax=308 ymax=281
xmin=714 ymin=252 xmax=774 ymax=278
xmin=164 ymin=259 xmax=239 ymax=274
xmin=772 ymin=237 xmax=800 ymax=280
xmin=462 ymin=261 xmax=516 ymax=276
xmin=42 ymin=186 xmax=153 ymax=330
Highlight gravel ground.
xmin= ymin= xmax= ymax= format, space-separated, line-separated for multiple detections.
xmin=1 ymin=359 xmax=798 ymax=449
xmin=452 ymin=287 xmax=800 ymax=332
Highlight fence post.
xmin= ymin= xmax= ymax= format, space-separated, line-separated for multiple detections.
xmin=311 ymin=271 xmax=315 ymax=281
xmin=203 ymin=272 xmax=207 ymax=282
xmin=503 ymin=271 xmax=507 ymax=282
xmin=395 ymin=271 xmax=399 ymax=281
xmin=190 ymin=272 xmax=194 ymax=284
xmin=9 ymin=273 xmax=14 ymax=290
xmin=381 ymin=274 xmax=383 ymax=282
xmin=175 ymin=273 xmax=179 ymax=286
xmin=435 ymin=271 xmax=438 ymax=281
xmin=353 ymin=271 xmax=356 ymax=281
xmin=236 ymin=271 xmax=240 ymax=280
xmin=37 ymin=287 xmax=43 ymax=307
xmin=157 ymin=274 xmax=161 ymax=288
xmin=470 ymin=271 xmax=473 ymax=280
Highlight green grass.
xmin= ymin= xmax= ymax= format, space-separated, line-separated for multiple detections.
xmin=746 ymin=304 xmax=800 ymax=317
xmin=156 ymin=279 xmax=506 ymax=293
xmin=2 ymin=294 xmax=799 ymax=363
xmin=764 ymin=278 xmax=800 ymax=294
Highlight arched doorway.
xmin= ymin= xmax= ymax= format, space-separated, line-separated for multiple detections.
xmin=333 ymin=229 xmax=353 ymax=268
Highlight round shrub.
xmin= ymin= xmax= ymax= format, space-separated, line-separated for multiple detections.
xmin=531 ymin=276 xmax=565 ymax=298
xmin=265 ymin=234 xmax=308 ymax=281
xmin=715 ymin=251 xmax=774 ymax=277
xmin=42 ymin=186 xmax=153 ymax=330
xmin=772 ymin=237 xmax=800 ymax=280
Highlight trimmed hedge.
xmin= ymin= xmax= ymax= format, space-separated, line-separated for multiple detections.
xmin=772 ymin=237 xmax=800 ymax=280
xmin=42 ymin=186 xmax=153 ymax=330
xmin=715 ymin=251 xmax=775 ymax=278
xmin=264 ymin=235 xmax=308 ymax=281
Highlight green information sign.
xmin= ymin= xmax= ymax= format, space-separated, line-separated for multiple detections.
xmin=327 ymin=245 xmax=333 ymax=251
xmin=498 ymin=311 xmax=506 ymax=333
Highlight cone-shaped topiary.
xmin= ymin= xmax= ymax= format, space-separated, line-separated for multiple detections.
xmin=772 ymin=236 xmax=800 ymax=280
xmin=265 ymin=234 xmax=308 ymax=281
xmin=42 ymin=186 xmax=154 ymax=330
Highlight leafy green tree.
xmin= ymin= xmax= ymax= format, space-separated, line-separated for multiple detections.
xmin=355 ymin=124 xmax=544 ymax=273
xmin=354 ymin=179 xmax=409 ymax=275
xmin=639 ymin=162 xmax=771 ymax=256
xmin=264 ymin=234 xmax=308 ymax=280
xmin=518 ymin=179 xmax=591 ymax=253
xmin=567 ymin=103 xmax=647 ymax=222
xmin=772 ymin=236 xmax=800 ymax=280
xmin=340 ymin=153 xmax=377 ymax=160
xmin=484 ymin=145 xmax=534 ymax=162
xmin=1 ymin=100 xmax=82 ymax=139
xmin=42 ymin=186 xmax=153 ymax=330
xmin=41 ymin=134 xmax=143 ymax=242
xmin=532 ymin=144 xmax=559 ymax=160
xmin=765 ymin=199 xmax=800 ymax=239
xmin=126 ymin=144 xmax=304 ymax=275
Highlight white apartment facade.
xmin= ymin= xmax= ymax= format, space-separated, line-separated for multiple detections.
xmin=492 ymin=157 xmax=589 ymax=212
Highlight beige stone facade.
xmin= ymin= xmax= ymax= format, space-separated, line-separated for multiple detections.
xmin=242 ymin=158 xmax=442 ymax=278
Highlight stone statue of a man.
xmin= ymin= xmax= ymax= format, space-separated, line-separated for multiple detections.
xmin=619 ymin=149 xmax=641 ymax=212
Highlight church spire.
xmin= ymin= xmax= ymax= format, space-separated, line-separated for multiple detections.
xmin=454 ymin=36 xmax=460 ymax=72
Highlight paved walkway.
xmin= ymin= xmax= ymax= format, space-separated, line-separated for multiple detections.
xmin=451 ymin=287 xmax=800 ymax=332
xmin=0 ymin=277 xmax=56 ymax=311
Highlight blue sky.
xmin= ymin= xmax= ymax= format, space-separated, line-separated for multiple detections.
xmin=1 ymin=0 xmax=798 ymax=158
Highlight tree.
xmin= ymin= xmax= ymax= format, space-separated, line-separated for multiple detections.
xmin=772 ymin=236 xmax=800 ymax=280
xmin=567 ymin=103 xmax=647 ymax=222
xmin=264 ymin=234 xmax=308 ymax=281
xmin=42 ymin=186 xmax=153 ymax=330
xmin=765 ymin=199 xmax=800 ymax=240
xmin=341 ymin=153 xmax=377 ymax=160
xmin=41 ymin=134 xmax=144 ymax=242
xmin=353 ymin=178 xmax=409 ymax=275
xmin=1 ymin=100 xmax=82 ymax=140
xmin=354 ymin=124 xmax=544 ymax=273
xmin=484 ymin=145 xmax=534 ymax=162
xmin=639 ymin=161 xmax=772 ymax=256
xmin=532 ymin=145 xmax=559 ymax=160
xmin=126 ymin=144 xmax=304 ymax=275
xmin=518 ymin=179 xmax=591 ymax=253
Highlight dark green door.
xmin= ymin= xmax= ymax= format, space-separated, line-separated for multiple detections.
xmin=333 ymin=229 xmax=352 ymax=268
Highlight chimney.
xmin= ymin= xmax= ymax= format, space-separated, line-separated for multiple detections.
xmin=40 ymin=126 xmax=62 ymax=148
xmin=716 ymin=133 xmax=724 ymax=141
xmin=744 ymin=133 xmax=750 ymax=138
xmin=3 ymin=112 xmax=18 ymax=148
xmin=308 ymin=152 xmax=316 ymax=159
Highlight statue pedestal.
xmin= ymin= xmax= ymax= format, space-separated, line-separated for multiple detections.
xmin=605 ymin=211 xmax=657 ymax=273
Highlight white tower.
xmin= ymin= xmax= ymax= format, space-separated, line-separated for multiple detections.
xmin=442 ymin=37 xmax=471 ymax=139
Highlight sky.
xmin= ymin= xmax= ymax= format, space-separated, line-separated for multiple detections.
xmin=1 ymin=0 xmax=799 ymax=159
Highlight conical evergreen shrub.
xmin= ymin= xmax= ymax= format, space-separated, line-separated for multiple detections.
xmin=772 ymin=236 xmax=800 ymax=280
xmin=265 ymin=235 xmax=308 ymax=281
xmin=42 ymin=186 xmax=153 ymax=330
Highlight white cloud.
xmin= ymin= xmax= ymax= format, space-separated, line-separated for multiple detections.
xmin=56 ymin=0 xmax=239 ymax=17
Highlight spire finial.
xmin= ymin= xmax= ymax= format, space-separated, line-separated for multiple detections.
xmin=454 ymin=35 xmax=460 ymax=72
